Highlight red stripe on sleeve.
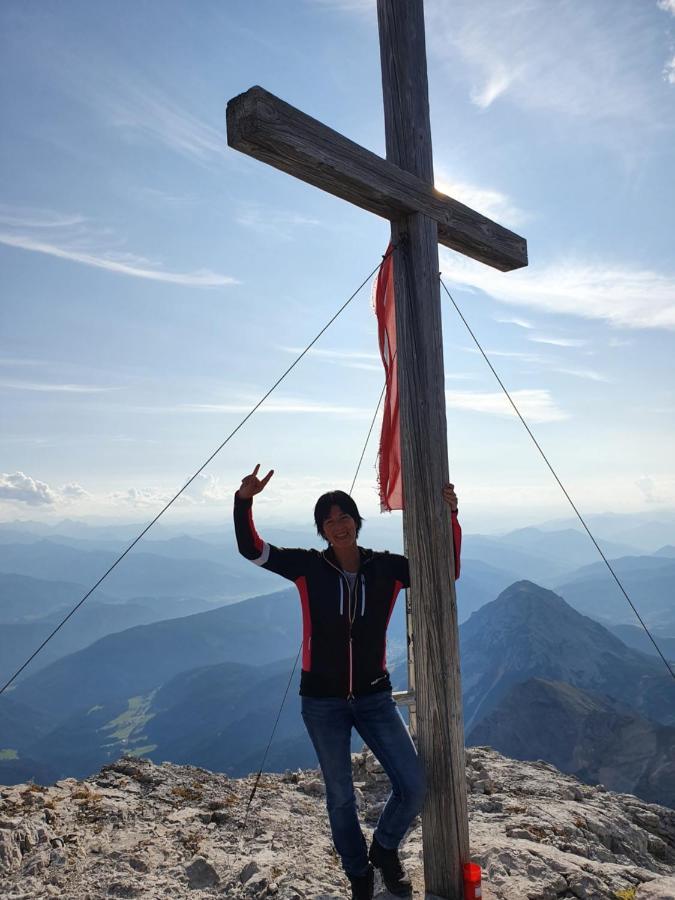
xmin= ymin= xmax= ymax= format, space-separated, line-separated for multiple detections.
xmin=247 ymin=506 xmax=264 ymax=555
xmin=296 ymin=576 xmax=312 ymax=671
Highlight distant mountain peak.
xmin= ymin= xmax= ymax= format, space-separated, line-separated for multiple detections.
xmin=655 ymin=545 xmax=675 ymax=558
xmin=479 ymin=580 xmax=580 ymax=624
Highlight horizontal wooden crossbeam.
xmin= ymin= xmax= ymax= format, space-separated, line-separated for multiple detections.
xmin=226 ymin=86 xmax=527 ymax=272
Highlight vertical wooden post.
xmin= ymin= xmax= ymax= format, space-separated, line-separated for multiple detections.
xmin=377 ymin=2 xmax=469 ymax=898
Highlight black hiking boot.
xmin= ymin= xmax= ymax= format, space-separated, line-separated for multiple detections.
xmin=368 ymin=835 xmax=412 ymax=897
xmin=347 ymin=863 xmax=374 ymax=900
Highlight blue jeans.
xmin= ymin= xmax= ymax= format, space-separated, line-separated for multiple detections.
xmin=301 ymin=691 xmax=426 ymax=878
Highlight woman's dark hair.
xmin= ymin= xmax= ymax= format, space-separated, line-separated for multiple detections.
xmin=314 ymin=490 xmax=363 ymax=541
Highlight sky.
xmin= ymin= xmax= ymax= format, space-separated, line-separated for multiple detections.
xmin=1 ymin=0 xmax=674 ymax=535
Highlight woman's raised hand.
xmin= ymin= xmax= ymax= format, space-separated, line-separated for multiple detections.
xmin=237 ymin=463 xmax=274 ymax=500
xmin=442 ymin=482 xmax=458 ymax=512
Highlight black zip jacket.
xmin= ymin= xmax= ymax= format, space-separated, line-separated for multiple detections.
xmin=233 ymin=492 xmax=461 ymax=698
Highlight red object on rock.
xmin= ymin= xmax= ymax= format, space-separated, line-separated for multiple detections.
xmin=463 ymin=862 xmax=482 ymax=899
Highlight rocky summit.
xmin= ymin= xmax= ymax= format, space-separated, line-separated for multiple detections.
xmin=1 ymin=748 xmax=674 ymax=900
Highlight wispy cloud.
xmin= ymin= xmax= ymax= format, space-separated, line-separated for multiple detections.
xmin=79 ymin=72 xmax=227 ymax=164
xmin=495 ymin=316 xmax=534 ymax=329
xmin=280 ymin=346 xmax=379 ymax=360
xmin=0 ymin=356 xmax=48 ymax=367
xmin=0 ymin=206 xmax=237 ymax=287
xmin=434 ymin=170 xmax=529 ymax=227
xmin=658 ymin=0 xmax=675 ymax=17
xmin=469 ymin=63 xmax=520 ymax=110
xmin=310 ymin=0 xmax=373 ymax=15
xmin=279 ymin=346 xmax=381 ymax=370
xmin=0 ymin=205 xmax=85 ymax=229
xmin=427 ymin=0 xmax=668 ymax=127
xmin=664 ymin=56 xmax=675 ymax=85
xmin=441 ymin=250 xmax=675 ymax=330
xmin=462 ymin=343 xmax=607 ymax=382
xmin=528 ymin=335 xmax=588 ymax=348
xmin=236 ymin=205 xmax=322 ymax=239
xmin=341 ymin=363 xmax=382 ymax=372
xmin=553 ymin=367 xmax=610 ymax=383
xmin=0 ymin=379 xmax=117 ymax=393
xmin=465 ymin=347 xmax=545 ymax=365
xmin=445 ymin=388 xmax=567 ymax=423
xmin=182 ymin=397 xmax=370 ymax=417
xmin=138 ymin=188 xmax=199 ymax=208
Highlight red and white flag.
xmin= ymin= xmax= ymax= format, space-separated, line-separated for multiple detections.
xmin=372 ymin=244 xmax=403 ymax=511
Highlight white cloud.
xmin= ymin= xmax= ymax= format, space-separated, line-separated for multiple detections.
xmin=495 ymin=316 xmax=534 ymax=329
xmin=108 ymin=487 xmax=171 ymax=509
xmin=0 ymin=472 xmax=57 ymax=506
xmin=465 ymin=347 xmax=545 ymax=364
xmin=0 ymin=379 xmax=117 ymax=393
xmin=664 ymin=56 xmax=675 ymax=85
xmin=76 ymin=71 xmax=227 ymax=164
xmin=469 ymin=64 xmax=519 ymax=109
xmin=445 ymin=388 xmax=567 ymax=423
xmin=528 ymin=335 xmax=588 ymax=348
xmin=0 ymin=356 xmax=48 ymax=367
xmin=0 ymin=232 xmax=236 ymax=287
xmin=0 ymin=206 xmax=85 ymax=229
xmin=441 ymin=250 xmax=675 ymax=330
xmin=0 ymin=472 xmax=89 ymax=506
xmin=280 ymin=346 xmax=379 ymax=362
xmin=553 ymin=367 xmax=610 ymax=383
xmin=427 ymin=0 xmax=666 ymax=127
xmin=434 ymin=170 xmax=529 ymax=227
xmin=61 ymin=483 xmax=90 ymax=500
xmin=236 ymin=205 xmax=322 ymax=239
xmin=310 ymin=0 xmax=373 ymax=15
xmin=139 ymin=188 xmax=199 ymax=208
xmin=342 ymin=363 xmax=382 ymax=372
xmin=0 ymin=206 xmax=237 ymax=288
xmin=182 ymin=397 xmax=370 ymax=417
xmin=657 ymin=1 xmax=675 ymax=16
xmin=635 ymin=474 xmax=668 ymax=504
xmin=180 ymin=473 xmax=233 ymax=504
xmin=279 ymin=345 xmax=382 ymax=372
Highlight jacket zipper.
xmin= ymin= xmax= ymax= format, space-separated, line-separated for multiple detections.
xmin=348 ymin=637 xmax=353 ymax=698
xmin=322 ymin=552 xmax=362 ymax=700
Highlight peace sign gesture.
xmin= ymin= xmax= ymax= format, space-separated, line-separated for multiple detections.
xmin=237 ymin=463 xmax=274 ymax=500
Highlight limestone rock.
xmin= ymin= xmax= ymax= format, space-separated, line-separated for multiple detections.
xmin=636 ymin=875 xmax=675 ymax=898
xmin=0 ymin=749 xmax=672 ymax=898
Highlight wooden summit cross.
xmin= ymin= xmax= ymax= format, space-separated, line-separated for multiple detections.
xmin=226 ymin=2 xmax=527 ymax=897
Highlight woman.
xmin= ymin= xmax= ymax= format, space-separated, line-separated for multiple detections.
xmin=234 ymin=465 xmax=461 ymax=900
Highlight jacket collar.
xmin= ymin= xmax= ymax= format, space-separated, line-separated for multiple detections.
xmin=322 ymin=545 xmax=374 ymax=570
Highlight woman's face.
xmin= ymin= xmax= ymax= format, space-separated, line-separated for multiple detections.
xmin=322 ymin=504 xmax=358 ymax=549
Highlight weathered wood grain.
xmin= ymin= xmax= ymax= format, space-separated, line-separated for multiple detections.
xmin=378 ymin=1 xmax=470 ymax=898
xmin=226 ymin=86 xmax=527 ymax=273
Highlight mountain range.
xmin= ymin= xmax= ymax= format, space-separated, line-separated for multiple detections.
xmin=467 ymin=677 xmax=675 ymax=808
xmin=2 ymin=513 xmax=674 ymax=806
xmin=2 ymin=577 xmax=674 ymax=806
